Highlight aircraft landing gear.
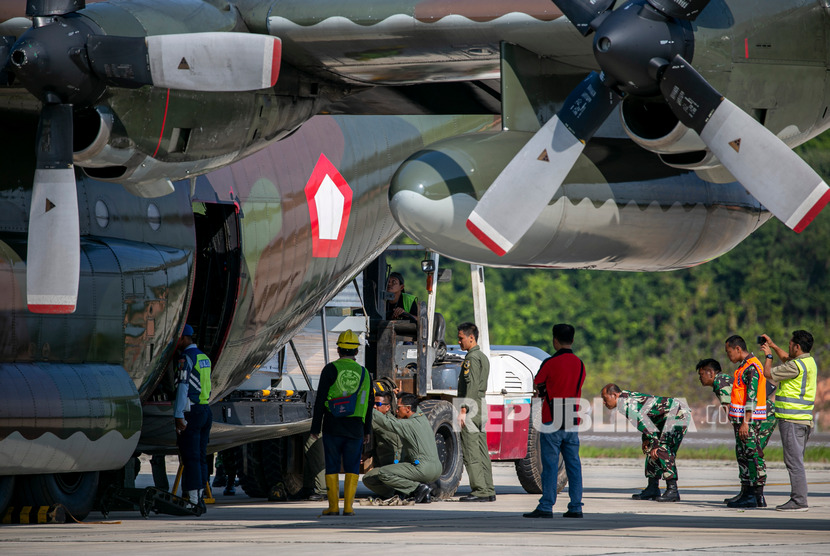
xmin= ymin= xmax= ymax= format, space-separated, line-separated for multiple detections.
xmin=16 ymin=471 xmax=99 ymax=521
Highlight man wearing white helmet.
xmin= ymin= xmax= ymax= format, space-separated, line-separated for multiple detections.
xmin=310 ymin=330 xmax=373 ymax=516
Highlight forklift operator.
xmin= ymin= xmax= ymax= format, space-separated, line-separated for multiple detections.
xmin=386 ymin=272 xmax=418 ymax=323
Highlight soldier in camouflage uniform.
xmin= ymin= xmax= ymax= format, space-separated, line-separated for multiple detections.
xmin=724 ymin=335 xmax=770 ymax=509
xmin=601 ymin=384 xmax=691 ymax=502
xmin=697 ymin=358 xmax=777 ymax=507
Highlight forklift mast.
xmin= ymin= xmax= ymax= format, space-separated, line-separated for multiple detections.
xmin=363 ymin=247 xmax=473 ymax=398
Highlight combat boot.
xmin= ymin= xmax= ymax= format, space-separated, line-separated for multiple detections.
xmin=632 ymin=477 xmax=660 ymax=500
xmin=656 ymin=479 xmax=680 ymax=502
xmin=724 ymin=483 xmax=748 ymax=504
xmin=727 ymin=485 xmax=758 ymax=508
xmin=754 ymin=484 xmax=766 ymax=508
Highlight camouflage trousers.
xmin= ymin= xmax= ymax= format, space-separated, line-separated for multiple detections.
xmin=758 ymin=412 xmax=778 ymax=451
xmin=733 ymin=418 xmax=770 ymax=486
xmin=644 ymin=423 xmax=689 ymax=481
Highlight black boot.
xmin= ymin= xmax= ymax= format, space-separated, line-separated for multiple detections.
xmin=723 ymin=483 xmax=748 ymax=504
xmin=656 ymin=479 xmax=680 ymax=502
xmin=755 ymin=484 xmax=766 ymax=508
xmin=632 ymin=477 xmax=660 ymax=500
xmin=727 ymin=485 xmax=758 ymax=508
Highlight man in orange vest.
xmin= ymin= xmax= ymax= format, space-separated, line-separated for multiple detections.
xmin=723 ymin=335 xmax=768 ymax=508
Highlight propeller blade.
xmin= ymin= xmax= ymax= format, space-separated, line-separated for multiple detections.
xmin=660 ymin=55 xmax=830 ymax=233
xmin=87 ymin=32 xmax=281 ymax=92
xmin=551 ymin=0 xmax=616 ymax=35
xmin=467 ymin=72 xmax=621 ymax=255
xmin=27 ymin=103 xmax=80 ymax=314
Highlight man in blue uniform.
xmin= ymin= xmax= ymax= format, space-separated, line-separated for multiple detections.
xmin=174 ymin=324 xmax=212 ymax=510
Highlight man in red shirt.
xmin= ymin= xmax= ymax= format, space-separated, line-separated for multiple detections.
xmin=523 ymin=324 xmax=585 ymax=519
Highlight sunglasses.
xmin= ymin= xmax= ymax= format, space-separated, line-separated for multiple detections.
xmin=375 ymin=402 xmax=389 ymax=407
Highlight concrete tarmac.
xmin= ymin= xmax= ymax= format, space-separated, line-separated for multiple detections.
xmin=2 ymin=459 xmax=829 ymax=555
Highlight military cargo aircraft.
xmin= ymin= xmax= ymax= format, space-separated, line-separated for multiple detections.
xmin=0 ymin=0 xmax=827 ymax=519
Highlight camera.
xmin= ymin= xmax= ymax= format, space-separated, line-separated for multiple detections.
xmin=757 ymin=335 xmax=766 ymax=345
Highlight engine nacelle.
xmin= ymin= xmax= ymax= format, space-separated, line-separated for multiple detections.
xmin=389 ymin=130 xmax=768 ymax=271
xmin=72 ymin=106 xmax=188 ymax=197
xmin=620 ymin=97 xmax=723 ymax=171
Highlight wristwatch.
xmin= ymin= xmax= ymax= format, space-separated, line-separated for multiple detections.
xmin=765 ymin=354 xmax=773 ymax=359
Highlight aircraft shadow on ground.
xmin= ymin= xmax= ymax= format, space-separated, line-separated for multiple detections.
xmin=104 ymin=502 xmax=829 ymax=533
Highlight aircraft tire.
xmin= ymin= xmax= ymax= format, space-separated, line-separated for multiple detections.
xmin=238 ymin=438 xmax=303 ymax=499
xmin=17 ymin=471 xmax=98 ymax=520
xmin=261 ymin=438 xmax=303 ymax=498
xmin=238 ymin=442 xmax=268 ymax=498
xmin=419 ymin=399 xmax=463 ymax=499
xmin=514 ymin=421 xmax=567 ymax=495
xmin=0 ymin=476 xmax=14 ymax=515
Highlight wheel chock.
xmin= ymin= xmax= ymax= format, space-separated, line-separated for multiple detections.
xmin=2 ymin=504 xmax=66 ymax=524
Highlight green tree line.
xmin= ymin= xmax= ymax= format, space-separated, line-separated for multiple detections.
xmin=385 ymin=136 xmax=830 ymax=409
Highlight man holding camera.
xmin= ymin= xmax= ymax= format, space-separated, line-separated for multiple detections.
xmin=723 ymin=335 xmax=769 ymax=508
xmin=760 ymin=331 xmax=818 ymax=512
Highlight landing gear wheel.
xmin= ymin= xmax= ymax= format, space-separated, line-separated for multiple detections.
xmin=515 ymin=422 xmax=567 ymax=494
xmin=419 ymin=399 xmax=463 ymax=499
xmin=238 ymin=442 xmax=268 ymax=498
xmin=238 ymin=437 xmax=303 ymax=499
xmin=18 ymin=471 xmax=99 ymax=520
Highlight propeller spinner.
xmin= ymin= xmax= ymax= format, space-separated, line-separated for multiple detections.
xmin=468 ymin=0 xmax=830 ymax=255
xmin=7 ymin=1 xmax=281 ymax=313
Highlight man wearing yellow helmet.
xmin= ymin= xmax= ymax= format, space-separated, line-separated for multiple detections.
xmin=310 ymin=330 xmax=373 ymax=516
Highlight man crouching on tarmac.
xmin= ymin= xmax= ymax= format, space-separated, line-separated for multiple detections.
xmin=601 ymin=383 xmax=692 ymax=502
xmin=362 ymin=393 xmax=440 ymax=503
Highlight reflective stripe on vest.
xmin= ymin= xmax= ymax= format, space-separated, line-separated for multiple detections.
xmin=325 ymin=359 xmax=371 ymax=421
xmin=729 ymin=356 xmax=767 ymax=420
xmin=774 ymin=356 xmax=817 ymax=420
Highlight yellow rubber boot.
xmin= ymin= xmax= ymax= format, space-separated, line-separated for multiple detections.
xmin=322 ymin=474 xmax=340 ymax=516
xmin=343 ymin=473 xmax=359 ymax=516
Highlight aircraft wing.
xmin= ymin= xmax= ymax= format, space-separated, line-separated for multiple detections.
xmin=267 ymin=3 xmax=595 ymax=86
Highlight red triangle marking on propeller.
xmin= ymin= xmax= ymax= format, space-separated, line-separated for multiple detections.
xmin=729 ymin=138 xmax=741 ymax=152
xmin=178 ymin=57 xmax=190 ymax=70
xmin=45 ymin=198 xmax=55 ymax=212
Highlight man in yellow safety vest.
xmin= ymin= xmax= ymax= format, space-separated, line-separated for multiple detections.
xmin=760 ymin=330 xmax=818 ymax=512
xmin=310 ymin=330 xmax=373 ymax=516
